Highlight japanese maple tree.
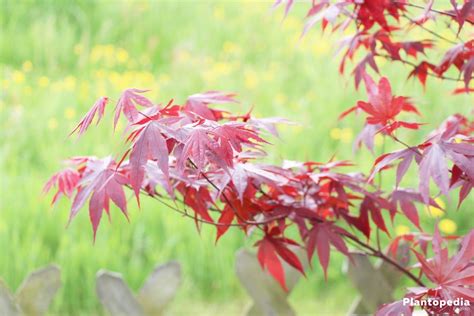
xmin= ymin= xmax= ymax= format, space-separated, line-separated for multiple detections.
xmin=46 ymin=1 xmax=473 ymax=315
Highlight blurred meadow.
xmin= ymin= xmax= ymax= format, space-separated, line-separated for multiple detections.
xmin=0 ymin=0 xmax=473 ymax=315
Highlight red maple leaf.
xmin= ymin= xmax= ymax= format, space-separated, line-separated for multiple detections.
xmin=410 ymin=228 xmax=474 ymax=313
xmin=43 ymin=168 xmax=80 ymax=204
xmin=340 ymin=75 xmax=421 ymax=133
xmin=69 ymin=157 xmax=129 ymax=240
xmin=256 ymin=233 xmax=305 ymax=291
xmin=184 ymin=91 xmax=236 ymax=121
xmin=114 ymin=88 xmax=153 ymax=128
xmin=127 ymin=120 xmax=170 ymax=201
xmin=70 ymin=97 xmax=108 ymax=136
xmin=306 ymin=222 xmax=350 ymax=279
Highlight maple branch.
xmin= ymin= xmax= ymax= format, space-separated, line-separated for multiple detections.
xmin=393 ymin=1 xmax=474 ymax=25
xmin=389 ymin=134 xmax=423 ymax=159
xmin=135 ymin=186 xmax=281 ymax=228
xmin=400 ymin=12 xmax=458 ymax=45
xmin=187 ymin=159 xmax=266 ymax=230
xmin=344 ymin=234 xmax=426 ymax=287
xmin=376 ymin=54 xmax=463 ymax=82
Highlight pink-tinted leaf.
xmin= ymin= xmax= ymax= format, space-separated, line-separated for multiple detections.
xmin=129 ymin=122 xmax=169 ymax=201
xmin=70 ymin=97 xmax=108 ymax=136
xmin=215 ymin=205 xmax=235 ymax=242
xmin=114 ymin=89 xmax=153 ymax=129
xmin=375 ymin=300 xmax=412 ymax=316
xmin=419 ymin=143 xmax=450 ymax=202
xmin=257 ymin=238 xmax=287 ymax=291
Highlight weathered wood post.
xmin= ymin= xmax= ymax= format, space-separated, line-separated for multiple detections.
xmin=96 ymin=261 xmax=181 ymax=316
xmin=235 ymin=248 xmax=307 ymax=316
xmin=346 ymin=244 xmax=410 ymax=315
xmin=0 ymin=265 xmax=61 ymax=316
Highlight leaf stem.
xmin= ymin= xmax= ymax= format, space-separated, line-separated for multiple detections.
xmin=343 ymin=234 xmax=426 ymax=287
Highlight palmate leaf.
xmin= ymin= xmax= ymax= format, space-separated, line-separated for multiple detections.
xmin=69 ymin=157 xmax=129 ymax=240
xmin=70 ymin=97 xmax=109 ymax=136
xmin=43 ymin=168 xmax=80 ymax=204
xmin=418 ymin=143 xmax=450 ymax=202
xmin=378 ymin=228 xmax=474 ymax=315
xmin=375 ymin=299 xmax=413 ymax=316
xmin=391 ymin=189 xmax=443 ymax=231
xmin=185 ymin=91 xmax=236 ymax=121
xmin=49 ymin=84 xmax=473 ymax=298
xmin=340 ymin=75 xmax=421 ymax=133
xmin=256 ymin=235 xmax=305 ymax=291
xmin=306 ymin=222 xmax=350 ymax=279
xmin=406 ymin=228 xmax=474 ymax=313
xmin=371 ymin=114 xmax=474 ymax=205
xmin=215 ymin=205 xmax=235 ymax=243
xmin=114 ymin=88 xmax=153 ymax=128
xmin=128 ymin=121 xmax=170 ymax=202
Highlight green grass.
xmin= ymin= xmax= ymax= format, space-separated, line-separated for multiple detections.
xmin=0 ymin=0 xmax=472 ymax=315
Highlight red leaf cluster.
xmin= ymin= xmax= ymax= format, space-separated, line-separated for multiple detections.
xmin=44 ymin=3 xmax=474 ymax=314
xmin=279 ymin=0 xmax=474 ymax=91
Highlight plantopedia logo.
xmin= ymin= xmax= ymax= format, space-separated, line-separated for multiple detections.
xmin=403 ymin=297 xmax=471 ymax=309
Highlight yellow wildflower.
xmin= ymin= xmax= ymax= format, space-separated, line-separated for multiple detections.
xmin=313 ymin=41 xmax=330 ymax=56
xmin=79 ymin=81 xmax=90 ymax=98
xmin=175 ymin=49 xmax=191 ymax=63
xmin=284 ymin=16 xmax=301 ymax=31
xmin=340 ymin=128 xmax=353 ymax=143
xmin=48 ymin=118 xmax=58 ymax=130
xmin=395 ymin=225 xmax=410 ymax=236
xmin=64 ymin=76 xmax=76 ymax=90
xmin=213 ymin=7 xmax=224 ymax=20
xmin=374 ymin=134 xmax=385 ymax=146
xmin=244 ymin=70 xmax=258 ymax=89
xmin=64 ymin=107 xmax=76 ymax=120
xmin=95 ymin=69 xmax=106 ymax=79
xmin=159 ymin=74 xmax=170 ymax=84
xmin=275 ymin=93 xmax=287 ymax=104
xmin=214 ymin=62 xmax=232 ymax=75
xmin=377 ymin=57 xmax=387 ymax=67
xmin=438 ymin=219 xmax=457 ymax=234
xmin=426 ymin=197 xmax=445 ymax=218
xmin=223 ymin=41 xmax=240 ymax=55
xmin=12 ymin=71 xmax=25 ymax=84
xmin=38 ymin=76 xmax=50 ymax=87
xmin=23 ymin=86 xmax=32 ymax=95
xmin=203 ymin=70 xmax=217 ymax=84
xmin=330 ymin=128 xmax=341 ymax=140
xmin=22 ymin=60 xmax=33 ymax=72
xmin=116 ymin=48 xmax=129 ymax=63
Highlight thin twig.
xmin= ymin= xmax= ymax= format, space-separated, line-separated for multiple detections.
xmin=376 ymin=54 xmax=463 ymax=82
xmin=401 ymin=13 xmax=458 ymax=45
xmin=394 ymin=1 xmax=474 ymax=25
xmin=343 ymin=234 xmax=426 ymax=287
xmin=187 ymin=159 xmax=266 ymax=230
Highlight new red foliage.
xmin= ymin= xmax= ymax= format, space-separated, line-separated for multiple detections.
xmin=45 ymin=1 xmax=474 ymax=315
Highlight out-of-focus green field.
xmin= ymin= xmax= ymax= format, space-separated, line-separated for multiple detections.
xmin=0 ymin=1 xmax=472 ymax=315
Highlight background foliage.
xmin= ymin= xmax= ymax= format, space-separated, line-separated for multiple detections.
xmin=0 ymin=0 xmax=472 ymax=315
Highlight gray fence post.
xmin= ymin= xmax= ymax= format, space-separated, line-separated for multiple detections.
xmin=0 ymin=265 xmax=61 ymax=316
xmin=96 ymin=261 xmax=181 ymax=316
xmin=235 ymin=248 xmax=307 ymax=316
xmin=346 ymin=244 xmax=410 ymax=316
